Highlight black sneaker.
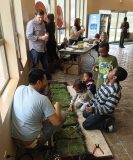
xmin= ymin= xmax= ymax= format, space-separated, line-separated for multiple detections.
xmin=105 ymin=117 xmax=115 ymax=133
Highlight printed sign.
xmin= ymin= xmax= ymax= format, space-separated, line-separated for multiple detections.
xmin=88 ymin=14 xmax=100 ymax=38
xmin=35 ymin=1 xmax=47 ymax=15
xmin=57 ymin=5 xmax=63 ymax=28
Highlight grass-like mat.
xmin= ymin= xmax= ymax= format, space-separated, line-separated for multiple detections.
xmin=49 ymin=82 xmax=85 ymax=157
xmin=56 ymin=138 xmax=85 ymax=156
xmin=49 ymin=83 xmax=71 ymax=109
xmin=63 ymin=111 xmax=78 ymax=126
xmin=55 ymin=127 xmax=81 ymax=140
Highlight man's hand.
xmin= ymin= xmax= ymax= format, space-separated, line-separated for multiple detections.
xmin=38 ymin=34 xmax=49 ymax=41
xmin=54 ymin=102 xmax=61 ymax=111
xmin=86 ymin=106 xmax=93 ymax=113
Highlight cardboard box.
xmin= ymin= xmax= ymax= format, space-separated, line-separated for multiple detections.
xmin=64 ymin=63 xmax=81 ymax=75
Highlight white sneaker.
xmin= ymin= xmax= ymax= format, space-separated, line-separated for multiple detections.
xmin=108 ymin=125 xmax=114 ymax=133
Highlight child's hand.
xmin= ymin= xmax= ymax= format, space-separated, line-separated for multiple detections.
xmin=68 ymin=104 xmax=73 ymax=111
xmin=86 ymin=106 xmax=93 ymax=113
xmin=92 ymin=66 xmax=99 ymax=72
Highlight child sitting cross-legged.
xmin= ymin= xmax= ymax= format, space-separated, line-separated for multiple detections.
xmin=68 ymin=79 xmax=91 ymax=112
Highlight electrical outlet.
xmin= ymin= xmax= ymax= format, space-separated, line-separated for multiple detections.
xmin=3 ymin=150 xmax=7 ymax=160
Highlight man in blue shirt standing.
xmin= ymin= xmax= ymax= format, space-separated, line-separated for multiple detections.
xmin=12 ymin=69 xmax=64 ymax=147
xmin=26 ymin=9 xmax=51 ymax=80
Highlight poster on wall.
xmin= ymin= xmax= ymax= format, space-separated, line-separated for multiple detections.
xmin=88 ymin=14 xmax=100 ymax=38
xmin=35 ymin=1 xmax=47 ymax=15
xmin=57 ymin=5 xmax=63 ymax=28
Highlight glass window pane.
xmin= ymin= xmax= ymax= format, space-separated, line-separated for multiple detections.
xmin=109 ymin=29 xmax=115 ymax=42
xmin=80 ymin=1 xmax=84 ymax=25
xmin=110 ymin=12 xmax=118 ymax=28
xmin=0 ymin=45 xmax=9 ymax=93
xmin=71 ymin=0 xmax=76 ymax=26
xmin=117 ymin=13 xmax=126 ymax=29
xmin=116 ymin=29 xmax=121 ymax=41
xmin=126 ymin=12 xmax=133 ymax=32
xmin=60 ymin=29 xmax=65 ymax=43
xmin=57 ymin=29 xmax=65 ymax=43
xmin=0 ymin=17 xmax=2 ymax=39
xmin=0 ymin=27 xmax=2 ymax=39
xmin=57 ymin=0 xmax=65 ymax=27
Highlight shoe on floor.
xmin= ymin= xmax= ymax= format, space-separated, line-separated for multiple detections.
xmin=105 ymin=117 xmax=115 ymax=133
xmin=119 ymin=46 xmax=125 ymax=48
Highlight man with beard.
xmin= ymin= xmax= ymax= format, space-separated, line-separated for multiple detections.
xmin=12 ymin=69 xmax=64 ymax=148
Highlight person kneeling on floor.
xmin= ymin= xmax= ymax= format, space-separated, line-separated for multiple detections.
xmin=12 ymin=69 xmax=65 ymax=148
xmin=82 ymin=66 xmax=128 ymax=132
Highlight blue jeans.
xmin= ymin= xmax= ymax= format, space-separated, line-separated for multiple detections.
xmin=30 ymin=49 xmax=52 ymax=80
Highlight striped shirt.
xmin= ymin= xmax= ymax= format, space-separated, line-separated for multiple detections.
xmin=90 ymin=82 xmax=121 ymax=115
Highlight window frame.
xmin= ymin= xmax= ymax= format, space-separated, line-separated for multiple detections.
xmin=0 ymin=38 xmax=9 ymax=94
xmin=57 ymin=0 xmax=66 ymax=43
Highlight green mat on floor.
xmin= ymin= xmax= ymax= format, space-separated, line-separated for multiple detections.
xmin=111 ymin=41 xmax=133 ymax=45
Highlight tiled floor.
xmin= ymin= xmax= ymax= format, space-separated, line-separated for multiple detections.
xmin=52 ymin=44 xmax=133 ymax=160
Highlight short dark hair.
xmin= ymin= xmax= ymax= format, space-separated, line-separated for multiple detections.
xmin=95 ymin=33 xmax=100 ymax=39
xmin=28 ymin=69 xmax=45 ymax=84
xmin=115 ymin=67 xmax=128 ymax=82
xmin=124 ymin=17 xmax=127 ymax=21
xmin=99 ymin=42 xmax=109 ymax=52
xmin=35 ymin=9 xmax=44 ymax=16
xmin=47 ymin=13 xmax=54 ymax=22
xmin=84 ymin=72 xmax=93 ymax=78
xmin=73 ymin=79 xmax=86 ymax=91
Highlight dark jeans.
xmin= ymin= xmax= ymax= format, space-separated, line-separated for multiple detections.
xmin=69 ymin=39 xmax=77 ymax=45
xmin=119 ymin=32 xmax=125 ymax=47
xmin=30 ymin=49 xmax=52 ymax=80
xmin=82 ymin=110 xmax=114 ymax=131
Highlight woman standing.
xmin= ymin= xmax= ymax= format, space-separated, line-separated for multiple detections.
xmin=45 ymin=14 xmax=58 ymax=63
xmin=69 ymin=18 xmax=85 ymax=45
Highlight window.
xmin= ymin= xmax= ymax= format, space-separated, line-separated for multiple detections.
xmin=57 ymin=29 xmax=65 ymax=43
xmin=109 ymin=12 xmax=126 ymax=42
xmin=79 ymin=0 xmax=84 ymax=25
xmin=70 ymin=0 xmax=76 ymax=26
xmin=126 ymin=12 xmax=133 ymax=33
xmin=57 ymin=0 xmax=66 ymax=43
xmin=109 ymin=12 xmax=118 ymax=42
xmin=116 ymin=12 xmax=126 ymax=41
xmin=0 ymin=19 xmax=9 ymax=93
xmin=57 ymin=0 xmax=65 ymax=27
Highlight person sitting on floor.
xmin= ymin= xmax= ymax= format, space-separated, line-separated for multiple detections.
xmin=68 ymin=79 xmax=91 ymax=112
xmin=12 ymin=69 xmax=65 ymax=148
xmin=82 ymin=66 xmax=128 ymax=132
xmin=83 ymin=72 xmax=96 ymax=96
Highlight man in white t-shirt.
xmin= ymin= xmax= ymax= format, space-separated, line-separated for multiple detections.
xmin=12 ymin=69 xmax=64 ymax=147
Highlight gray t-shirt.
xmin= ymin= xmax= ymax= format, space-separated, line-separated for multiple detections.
xmin=12 ymin=85 xmax=55 ymax=141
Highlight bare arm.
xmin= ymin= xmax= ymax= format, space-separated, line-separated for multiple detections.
xmin=47 ymin=102 xmax=62 ymax=126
